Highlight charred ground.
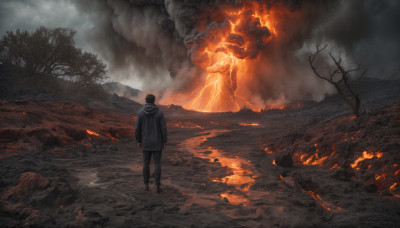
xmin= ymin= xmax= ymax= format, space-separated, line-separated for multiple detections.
xmin=1 ymin=73 xmax=400 ymax=227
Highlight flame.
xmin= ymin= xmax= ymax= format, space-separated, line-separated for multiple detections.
xmin=350 ymin=151 xmax=383 ymax=169
xmin=86 ymin=129 xmax=100 ymax=136
xmin=272 ymin=159 xmax=276 ymax=165
xmin=168 ymin=2 xmax=280 ymax=112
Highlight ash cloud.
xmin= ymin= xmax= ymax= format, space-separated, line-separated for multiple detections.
xmin=71 ymin=0 xmax=400 ymax=105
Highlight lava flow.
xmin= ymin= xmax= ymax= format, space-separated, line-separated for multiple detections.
xmin=182 ymin=2 xmax=279 ymax=112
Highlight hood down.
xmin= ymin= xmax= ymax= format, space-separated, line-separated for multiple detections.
xmin=143 ymin=103 xmax=159 ymax=115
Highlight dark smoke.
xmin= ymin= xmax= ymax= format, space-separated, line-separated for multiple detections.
xmin=72 ymin=0 xmax=400 ymax=105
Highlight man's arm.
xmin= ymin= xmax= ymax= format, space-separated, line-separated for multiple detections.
xmin=135 ymin=114 xmax=142 ymax=148
xmin=160 ymin=111 xmax=167 ymax=149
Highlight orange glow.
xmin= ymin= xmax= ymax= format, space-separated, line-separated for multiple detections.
xmin=272 ymin=159 xmax=276 ymax=165
xmin=106 ymin=132 xmax=119 ymax=142
xmin=173 ymin=120 xmax=203 ymax=129
xmin=220 ymin=192 xmax=249 ymax=206
xmin=86 ymin=129 xmax=100 ymax=136
xmin=264 ymin=147 xmax=274 ymax=154
xmin=166 ymin=2 xmax=281 ymax=112
xmin=307 ymin=191 xmax=342 ymax=212
xmin=375 ymin=173 xmax=387 ymax=180
xmin=179 ymin=130 xmax=255 ymax=205
xmin=389 ymin=183 xmax=397 ymax=191
xmin=331 ymin=164 xmax=340 ymax=169
xmin=239 ymin=122 xmax=259 ymax=126
xmin=350 ymin=151 xmax=383 ymax=169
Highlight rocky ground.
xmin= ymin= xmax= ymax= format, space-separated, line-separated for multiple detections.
xmin=1 ymin=78 xmax=400 ymax=227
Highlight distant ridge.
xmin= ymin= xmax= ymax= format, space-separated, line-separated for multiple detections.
xmin=102 ymin=82 xmax=141 ymax=99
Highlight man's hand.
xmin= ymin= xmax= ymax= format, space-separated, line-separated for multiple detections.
xmin=163 ymin=143 xmax=167 ymax=150
xmin=138 ymin=142 xmax=142 ymax=149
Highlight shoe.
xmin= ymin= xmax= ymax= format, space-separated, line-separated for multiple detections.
xmin=156 ymin=185 xmax=162 ymax=193
xmin=144 ymin=184 xmax=149 ymax=191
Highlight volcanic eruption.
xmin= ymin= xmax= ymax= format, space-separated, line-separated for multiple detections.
xmin=73 ymin=0 xmax=400 ymax=113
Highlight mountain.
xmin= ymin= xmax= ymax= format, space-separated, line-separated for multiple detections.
xmin=102 ymin=82 xmax=141 ymax=99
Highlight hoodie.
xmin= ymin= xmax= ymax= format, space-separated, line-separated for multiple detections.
xmin=135 ymin=103 xmax=167 ymax=151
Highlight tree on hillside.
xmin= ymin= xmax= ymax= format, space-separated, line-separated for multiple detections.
xmin=308 ymin=45 xmax=365 ymax=117
xmin=0 ymin=26 xmax=107 ymax=87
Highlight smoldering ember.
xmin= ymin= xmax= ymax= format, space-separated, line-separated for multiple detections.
xmin=1 ymin=0 xmax=400 ymax=227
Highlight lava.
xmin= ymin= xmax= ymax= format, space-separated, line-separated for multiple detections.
xmin=86 ymin=129 xmax=100 ymax=136
xmin=307 ymin=191 xmax=342 ymax=212
xmin=350 ymin=151 xmax=383 ymax=169
xmin=239 ymin=122 xmax=259 ymax=126
xmin=178 ymin=130 xmax=256 ymax=206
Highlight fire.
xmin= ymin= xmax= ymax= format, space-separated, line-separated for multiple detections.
xmin=86 ymin=129 xmax=100 ymax=136
xmin=350 ymin=151 xmax=383 ymax=169
xmin=176 ymin=2 xmax=280 ymax=112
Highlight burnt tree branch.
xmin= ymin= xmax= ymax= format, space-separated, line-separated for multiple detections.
xmin=308 ymin=45 xmax=365 ymax=117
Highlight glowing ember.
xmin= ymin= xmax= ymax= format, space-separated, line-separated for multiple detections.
xmin=239 ymin=122 xmax=259 ymax=126
xmin=350 ymin=151 xmax=383 ymax=169
xmin=272 ymin=159 xmax=276 ymax=165
xmin=173 ymin=121 xmax=203 ymax=129
xmin=389 ymin=183 xmax=397 ymax=191
xmin=264 ymin=147 xmax=274 ymax=154
xmin=331 ymin=164 xmax=340 ymax=169
xmin=106 ymin=132 xmax=119 ymax=142
xmin=86 ymin=129 xmax=100 ymax=136
xmin=307 ymin=191 xmax=342 ymax=212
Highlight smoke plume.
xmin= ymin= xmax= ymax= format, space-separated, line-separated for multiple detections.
xmin=72 ymin=0 xmax=400 ymax=111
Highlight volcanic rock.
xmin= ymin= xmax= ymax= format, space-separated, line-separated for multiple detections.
xmin=274 ymin=151 xmax=293 ymax=167
xmin=2 ymin=172 xmax=51 ymax=200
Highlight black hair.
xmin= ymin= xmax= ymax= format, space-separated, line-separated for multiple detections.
xmin=145 ymin=94 xmax=156 ymax=104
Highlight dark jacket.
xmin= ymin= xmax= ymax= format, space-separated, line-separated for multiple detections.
xmin=135 ymin=103 xmax=167 ymax=151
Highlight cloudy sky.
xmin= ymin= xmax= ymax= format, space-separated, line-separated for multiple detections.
xmin=0 ymin=0 xmax=94 ymax=51
xmin=1 ymin=0 xmax=399 ymax=94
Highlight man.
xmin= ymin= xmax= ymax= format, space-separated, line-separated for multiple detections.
xmin=135 ymin=94 xmax=167 ymax=193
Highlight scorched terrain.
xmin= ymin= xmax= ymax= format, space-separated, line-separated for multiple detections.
xmin=1 ymin=78 xmax=400 ymax=227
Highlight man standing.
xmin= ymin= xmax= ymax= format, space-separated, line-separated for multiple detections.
xmin=135 ymin=94 xmax=167 ymax=193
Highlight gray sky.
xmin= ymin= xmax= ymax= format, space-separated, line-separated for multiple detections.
xmin=0 ymin=0 xmax=93 ymax=51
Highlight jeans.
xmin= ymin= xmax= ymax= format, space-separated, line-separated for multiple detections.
xmin=142 ymin=150 xmax=162 ymax=186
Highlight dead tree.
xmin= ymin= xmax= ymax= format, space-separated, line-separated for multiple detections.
xmin=308 ymin=45 xmax=366 ymax=117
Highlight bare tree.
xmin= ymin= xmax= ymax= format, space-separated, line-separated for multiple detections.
xmin=308 ymin=45 xmax=366 ymax=117
xmin=0 ymin=26 xmax=107 ymax=86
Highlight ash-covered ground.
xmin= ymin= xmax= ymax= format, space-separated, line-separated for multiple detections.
xmin=1 ymin=78 xmax=400 ymax=227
